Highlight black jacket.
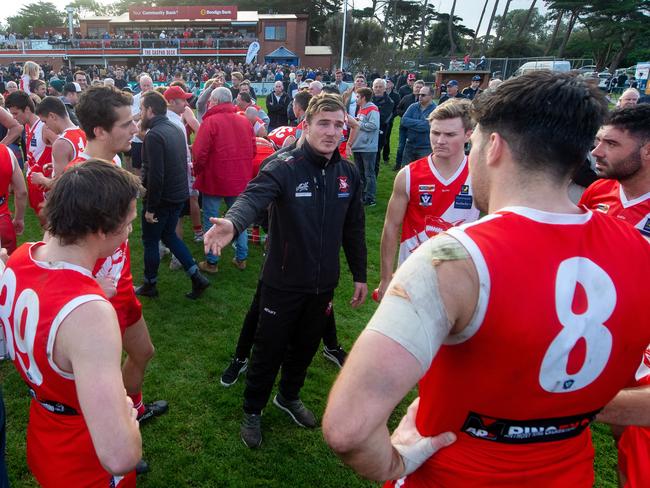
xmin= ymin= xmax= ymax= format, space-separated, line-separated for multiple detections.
xmin=396 ymin=93 xmax=416 ymax=118
xmin=141 ymin=115 xmax=189 ymax=212
xmin=372 ymin=93 xmax=395 ymax=128
xmin=388 ymin=90 xmax=401 ymax=118
xmin=265 ymin=92 xmax=291 ymax=130
xmin=226 ymin=141 xmax=367 ymax=293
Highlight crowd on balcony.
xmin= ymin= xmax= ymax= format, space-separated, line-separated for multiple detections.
xmin=0 ymin=27 xmax=257 ymax=50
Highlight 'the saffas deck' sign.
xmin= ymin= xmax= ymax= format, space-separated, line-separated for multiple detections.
xmin=129 ymin=6 xmax=238 ymax=21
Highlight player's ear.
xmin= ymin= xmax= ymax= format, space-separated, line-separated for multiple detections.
xmin=485 ymin=132 xmax=505 ymax=168
xmin=641 ymin=141 xmax=650 ymax=164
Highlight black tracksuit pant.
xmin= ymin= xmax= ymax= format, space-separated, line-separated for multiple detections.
xmin=243 ymin=284 xmax=334 ymax=415
xmin=234 ymin=280 xmax=339 ymax=361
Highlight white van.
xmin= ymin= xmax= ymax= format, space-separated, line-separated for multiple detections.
xmin=513 ymin=60 xmax=571 ymax=77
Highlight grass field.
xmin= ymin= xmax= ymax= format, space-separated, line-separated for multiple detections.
xmin=0 ymin=103 xmax=620 ymax=487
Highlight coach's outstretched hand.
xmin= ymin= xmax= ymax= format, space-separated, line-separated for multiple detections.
xmin=204 ymin=217 xmax=235 ymax=257
xmin=391 ymin=397 xmax=456 ymax=476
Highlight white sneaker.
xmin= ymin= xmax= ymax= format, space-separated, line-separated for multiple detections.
xmin=169 ymin=255 xmax=182 ymax=271
xmin=159 ymin=243 xmax=170 ymax=259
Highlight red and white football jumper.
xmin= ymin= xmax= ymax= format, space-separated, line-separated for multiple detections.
xmin=2 ymin=242 xmax=136 ymax=487
xmin=399 ymin=155 xmax=479 ymax=264
xmin=0 ymin=144 xmax=17 ymax=253
xmin=56 ymin=126 xmax=87 ymax=170
xmin=67 ymin=152 xmax=141 ymax=333
xmin=387 ymin=207 xmax=650 ymax=488
xmin=268 ymin=124 xmax=300 ymax=150
xmin=580 ymin=178 xmax=650 ymax=488
xmin=25 ymin=119 xmax=52 ymax=215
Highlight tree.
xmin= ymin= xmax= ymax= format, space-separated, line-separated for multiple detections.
xmin=427 ymin=12 xmax=474 ymax=56
xmin=67 ymin=0 xmax=110 ymax=25
xmin=322 ymin=13 xmax=394 ymax=71
xmin=489 ymin=7 xmax=547 ymax=56
xmin=447 ymin=0 xmax=457 ymax=56
xmin=515 ymin=0 xmax=537 ymax=42
xmin=544 ymin=8 xmax=564 ymax=56
xmin=383 ymin=0 xmax=426 ymax=50
xmin=580 ymin=0 xmax=650 ymax=72
xmin=469 ymin=0 xmax=489 ymax=56
xmin=481 ymin=0 xmax=500 ymax=56
xmin=545 ymin=1 xmax=588 ymax=58
xmin=7 ymin=1 xmax=65 ymax=35
xmin=494 ymin=0 xmax=512 ymax=44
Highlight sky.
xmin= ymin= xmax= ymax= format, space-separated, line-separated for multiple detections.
xmin=3 ymin=0 xmax=548 ymax=37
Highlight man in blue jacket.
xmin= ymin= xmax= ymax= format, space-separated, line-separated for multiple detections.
xmin=401 ymin=85 xmax=436 ymax=166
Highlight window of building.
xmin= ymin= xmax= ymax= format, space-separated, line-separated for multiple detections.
xmin=264 ymin=24 xmax=286 ymax=41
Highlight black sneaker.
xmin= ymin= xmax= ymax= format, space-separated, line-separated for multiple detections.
xmin=273 ymin=393 xmax=317 ymax=428
xmin=135 ymin=459 xmax=149 ymax=475
xmin=220 ymin=357 xmax=248 ymax=387
xmin=135 ymin=282 xmax=158 ymax=298
xmin=323 ymin=345 xmax=347 ymax=368
xmin=364 ymin=200 xmax=377 ymax=207
xmin=137 ymin=400 xmax=169 ymax=424
xmin=240 ymin=413 xmax=262 ymax=448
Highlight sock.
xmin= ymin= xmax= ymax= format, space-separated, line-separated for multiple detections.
xmin=193 ymin=225 xmax=203 ymax=234
xmin=129 ymin=391 xmax=145 ymax=416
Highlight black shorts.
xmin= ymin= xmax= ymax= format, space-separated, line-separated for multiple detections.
xmin=131 ymin=141 xmax=143 ymax=169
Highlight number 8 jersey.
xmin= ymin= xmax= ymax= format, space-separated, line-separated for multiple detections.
xmin=401 ymin=207 xmax=650 ymax=488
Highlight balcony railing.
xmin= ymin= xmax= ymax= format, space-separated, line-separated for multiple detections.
xmin=0 ymin=37 xmax=255 ymax=52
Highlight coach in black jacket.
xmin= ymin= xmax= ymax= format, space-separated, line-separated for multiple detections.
xmin=204 ymin=94 xmax=367 ymax=448
xmin=136 ymin=90 xmax=209 ymax=300
xmin=265 ymin=80 xmax=291 ymax=131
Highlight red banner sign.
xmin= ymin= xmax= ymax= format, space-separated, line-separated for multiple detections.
xmin=129 ymin=6 xmax=238 ymax=21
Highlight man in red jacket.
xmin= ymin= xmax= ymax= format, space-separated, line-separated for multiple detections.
xmin=192 ymin=86 xmax=256 ymax=273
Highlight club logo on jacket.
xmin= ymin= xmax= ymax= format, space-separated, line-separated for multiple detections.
xmin=295 ymin=181 xmax=311 ymax=197
xmin=338 ymin=176 xmax=350 ymax=198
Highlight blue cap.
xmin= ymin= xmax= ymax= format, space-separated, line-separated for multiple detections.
xmin=447 ymin=79 xmax=458 ymax=87
xmin=472 ymin=75 xmax=481 ymax=81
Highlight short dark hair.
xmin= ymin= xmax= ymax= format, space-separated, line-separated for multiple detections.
xmin=35 ymin=96 xmax=68 ymax=118
xmin=45 ymin=159 xmax=143 ymax=245
xmin=357 ymin=87 xmax=372 ymax=103
xmin=5 ymin=90 xmax=34 ymax=113
xmin=29 ymin=79 xmax=45 ymax=92
xmin=471 ymin=71 xmax=608 ymax=180
xmin=142 ymin=90 xmax=167 ymax=116
xmin=606 ymin=105 xmax=650 ymax=145
xmin=75 ymin=86 xmax=133 ymax=140
xmin=238 ymin=92 xmax=252 ymax=104
xmin=322 ymin=85 xmax=340 ymax=95
xmin=74 ymin=70 xmax=87 ymax=80
xmin=293 ymin=91 xmax=312 ymax=112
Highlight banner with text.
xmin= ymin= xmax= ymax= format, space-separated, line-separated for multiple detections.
xmin=143 ymin=48 xmax=178 ymax=56
xmin=129 ymin=6 xmax=237 ymax=21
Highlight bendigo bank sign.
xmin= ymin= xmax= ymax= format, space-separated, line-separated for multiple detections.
xmin=129 ymin=6 xmax=238 ymax=20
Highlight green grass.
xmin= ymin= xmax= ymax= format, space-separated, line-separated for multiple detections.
xmin=0 ymin=110 xmax=619 ymax=487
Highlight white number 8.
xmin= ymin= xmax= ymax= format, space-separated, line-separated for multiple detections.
xmin=539 ymin=257 xmax=616 ymax=393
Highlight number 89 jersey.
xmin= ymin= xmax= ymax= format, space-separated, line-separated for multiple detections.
xmin=0 ymin=243 xmax=120 ymax=487
xmin=411 ymin=207 xmax=650 ymax=487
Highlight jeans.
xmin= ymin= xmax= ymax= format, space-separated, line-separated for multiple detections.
xmin=354 ymin=152 xmax=377 ymax=204
xmin=395 ymin=126 xmax=408 ymax=168
xmin=202 ymin=194 xmax=248 ymax=264
xmin=142 ymin=203 xmax=198 ymax=283
xmin=403 ymin=143 xmax=431 ymax=167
